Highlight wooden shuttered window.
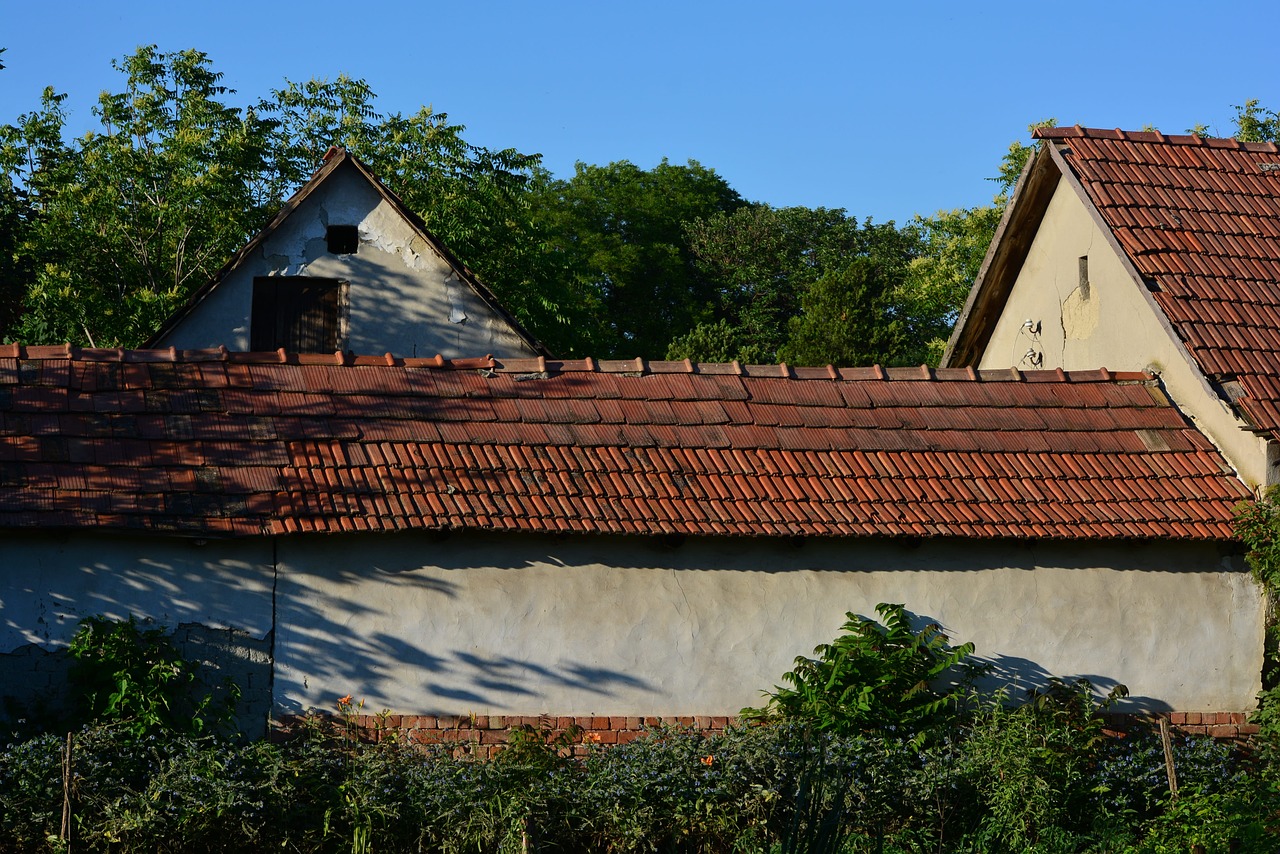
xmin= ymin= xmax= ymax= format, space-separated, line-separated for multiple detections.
xmin=251 ymin=277 xmax=344 ymax=352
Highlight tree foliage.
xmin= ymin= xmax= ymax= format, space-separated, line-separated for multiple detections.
xmin=777 ymin=258 xmax=910 ymax=368
xmin=0 ymin=47 xmax=589 ymax=352
xmin=1231 ymin=99 xmax=1280 ymax=143
xmin=2 ymin=48 xmax=279 ymax=346
xmin=3 ymin=50 xmax=1272 ymax=368
xmin=670 ymin=205 xmax=918 ymax=365
xmin=529 ymin=158 xmax=744 ymax=358
xmin=742 ymin=603 xmax=976 ymax=742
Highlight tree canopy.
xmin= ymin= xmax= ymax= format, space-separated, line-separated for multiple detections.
xmin=1 ymin=47 xmax=1272 ymax=367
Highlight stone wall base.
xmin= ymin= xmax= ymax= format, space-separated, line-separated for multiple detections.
xmin=274 ymin=710 xmax=1259 ymax=759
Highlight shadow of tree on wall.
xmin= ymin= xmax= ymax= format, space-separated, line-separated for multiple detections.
xmin=971 ymin=653 xmax=1166 ymax=713
xmin=271 ymin=543 xmax=659 ymax=715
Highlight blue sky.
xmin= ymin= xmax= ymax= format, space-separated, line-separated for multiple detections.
xmin=2 ymin=0 xmax=1276 ymax=224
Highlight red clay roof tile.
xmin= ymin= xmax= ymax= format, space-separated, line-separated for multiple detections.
xmin=1032 ymin=127 xmax=1280 ymax=436
xmin=0 ymin=349 xmax=1250 ymax=541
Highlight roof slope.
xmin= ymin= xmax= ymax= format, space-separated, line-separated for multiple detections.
xmin=0 ymin=346 xmax=1249 ymax=540
xmin=955 ymin=126 xmax=1280 ymax=434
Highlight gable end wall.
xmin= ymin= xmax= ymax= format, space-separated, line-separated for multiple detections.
xmin=978 ymin=175 xmax=1273 ymax=488
xmin=156 ymin=165 xmax=538 ymax=360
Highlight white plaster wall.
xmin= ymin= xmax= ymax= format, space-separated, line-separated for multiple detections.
xmin=158 ymin=164 xmax=538 ymax=359
xmin=0 ymin=532 xmax=274 ymax=649
xmin=273 ymin=532 xmax=1264 ymax=715
xmin=980 ymin=176 xmax=1271 ymax=488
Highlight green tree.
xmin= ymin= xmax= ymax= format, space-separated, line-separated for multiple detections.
xmin=1231 ymin=99 xmax=1279 ymax=143
xmin=0 ymin=48 xmax=591 ymax=353
xmin=671 ymin=205 xmax=921 ymax=365
xmin=777 ymin=257 xmax=908 ymax=367
xmin=530 ymin=159 xmax=744 ymax=358
xmin=898 ymin=205 xmax=1003 ymax=365
xmin=2 ymin=47 xmax=277 ymax=346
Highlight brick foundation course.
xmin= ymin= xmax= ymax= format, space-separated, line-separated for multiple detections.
xmin=274 ymin=713 xmax=734 ymax=759
xmin=273 ymin=711 xmax=1257 ymax=758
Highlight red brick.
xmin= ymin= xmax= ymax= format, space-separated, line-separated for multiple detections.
xmin=1185 ymin=712 xmax=1202 ymax=725
xmin=1168 ymin=712 xmax=1186 ymax=725
xmin=710 ymin=716 xmax=729 ymax=729
xmin=1229 ymin=712 xmax=1247 ymax=724
xmin=625 ymin=716 xmax=642 ymax=730
xmin=609 ymin=716 xmax=627 ymax=730
xmin=617 ymin=730 xmax=644 ymax=744
xmin=695 ymin=716 xmax=712 ymax=729
xmin=1209 ymin=724 xmax=1237 ymax=738
xmin=595 ymin=730 xmax=618 ymax=744
xmin=480 ymin=730 xmax=507 ymax=744
xmin=643 ymin=717 xmax=662 ymax=727
xmin=557 ymin=716 xmax=575 ymax=730
xmin=489 ymin=716 xmax=506 ymax=729
xmin=471 ymin=715 xmax=489 ymax=729
xmin=591 ymin=716 xmax=610 ymax=730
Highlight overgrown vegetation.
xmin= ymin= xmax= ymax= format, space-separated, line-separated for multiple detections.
xmin=741 ymin=603 xmax=976 ymax=744
xmin=66 ymin=615 xmax=240 ymax=739
xmin=2 ymin=703 xmax=1274 ymax=851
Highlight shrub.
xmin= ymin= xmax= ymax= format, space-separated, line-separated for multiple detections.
xmin=742 ymin=603 xmax=976 ymax=743
xmin=953 ymin=680 xmax=1127 ymax=850
xmin=67 ymin=615 xmax=240 ymax=738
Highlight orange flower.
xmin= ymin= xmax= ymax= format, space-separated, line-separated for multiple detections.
xmin=701 ymin=755 xmax=714 ymax=766
xmin=337 ymin=694 xmax=353 ymax=706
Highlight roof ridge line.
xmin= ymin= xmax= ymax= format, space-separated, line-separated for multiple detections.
xmin=0 ymin=347 xmax=1156 ymax=384
xmin=1034 ymin=126 xmax=1280 ymax=152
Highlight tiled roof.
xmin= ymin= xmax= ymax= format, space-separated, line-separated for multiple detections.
xmin=1035 ymin=126 xmax=1280 ymax=434
xmin=0 ymin=346 xmax=1250 ymax=540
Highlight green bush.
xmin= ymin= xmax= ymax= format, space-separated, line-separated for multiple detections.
xmin=742 ymin=603 xmax=976 ymax=743
xmin=67 ymin=615 xmax=240 ymax=738
xmin=0 ymin=717 xmax=1274 ymax=852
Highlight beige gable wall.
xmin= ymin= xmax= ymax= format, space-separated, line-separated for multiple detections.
xmin=980 ymin=175 xmax=1272 ymax=488
xmin=156 ymin=165 xmax=538 ymax=359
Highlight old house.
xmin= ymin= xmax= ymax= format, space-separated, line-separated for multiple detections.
xmin=148 ymin=148 xmax=546 ymax=361
xmin=0 ymin=137 xmax=1272 ymax=742
xmin=946 ymin=126 xmax=1280 ymax=491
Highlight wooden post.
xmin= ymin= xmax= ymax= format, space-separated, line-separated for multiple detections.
xmin=1159 ymin=716 xmax=1178 ymax=798
xmin=61 ymin=731 xmax=72 ymax=851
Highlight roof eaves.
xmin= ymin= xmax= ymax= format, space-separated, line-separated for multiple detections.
xmin=942 ymin=143 xmax=1061 ymax=367
xmin=144 ymin=151 xmax=352 ymax=348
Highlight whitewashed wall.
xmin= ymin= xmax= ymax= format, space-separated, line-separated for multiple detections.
xmin=0 ymin=530 xmax=1263 ymax=728
xmin=156 ymin=164 xmax=538 ymax=360
xmin=272 ymin=531 xmax=1265 ymax=716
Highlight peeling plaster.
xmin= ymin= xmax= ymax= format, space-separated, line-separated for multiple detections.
xmin=1062 ymin=285 xmax=1100 ymax=339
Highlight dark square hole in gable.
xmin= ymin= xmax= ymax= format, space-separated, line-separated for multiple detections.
xmin=326 ymin=225 xmax=359 ymax=255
